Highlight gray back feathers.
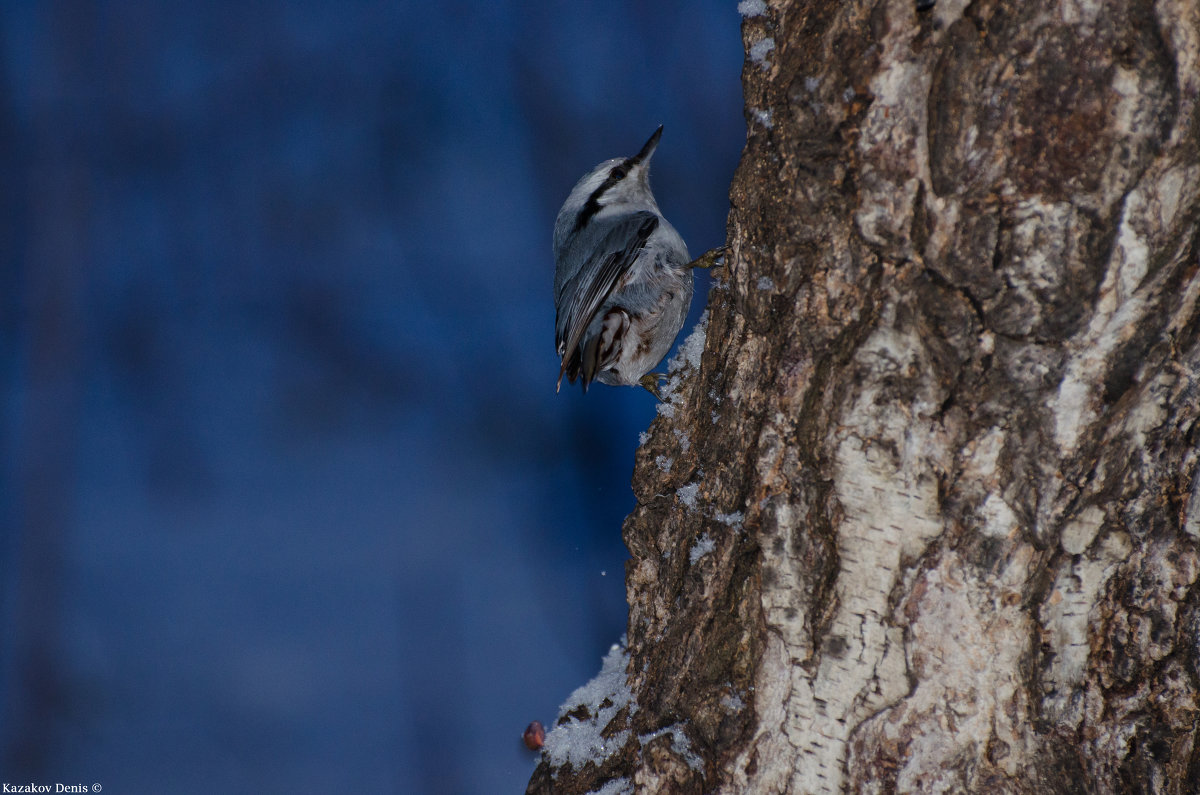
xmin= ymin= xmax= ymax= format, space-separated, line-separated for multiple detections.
xmin=552 ymin=127 xmax=690 ymax=391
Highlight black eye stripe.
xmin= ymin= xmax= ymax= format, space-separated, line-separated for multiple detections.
xmin=574 ymin=161 xmax=634 ymax=232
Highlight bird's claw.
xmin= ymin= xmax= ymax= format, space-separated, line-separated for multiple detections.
xmin=638 ymin=372 xmax=666 ymax=401
xmin=689 ymin=247 xmax=727 ymax=271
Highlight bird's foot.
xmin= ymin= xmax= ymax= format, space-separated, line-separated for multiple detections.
xmin=689 ymin=247 xmax=727 ymax=271
xmin=638 ymin=372 xmax=667 ymax=401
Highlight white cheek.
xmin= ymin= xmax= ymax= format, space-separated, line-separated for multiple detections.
xmin=602 ymin=183 xmax=633 ymax=206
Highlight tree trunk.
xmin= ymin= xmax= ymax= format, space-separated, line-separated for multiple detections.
xmin=529 ymin=0 xmax=1200 ymax=791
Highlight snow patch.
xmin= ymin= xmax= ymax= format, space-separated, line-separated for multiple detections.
xmin=545 ymin=648 xmax=708 ymax=783
xmin=751 ymin=107 xmax=773 ymax=129
xmin=657 ymin=311 xmax=709 ymax=416
xmin=677 ymin=482 xmax=700 ymax=510
xmin=749 ymin=37 xmax=775 ymax=69
xmin=543 ymin=643 xmax=635 ymax=770
xmin=738 ymin=0 xmax=767 ymax=17
xmin=689 ymin=533 xmax=715 ymax=564
xmin=675 ymin=481 xmax=743 ymax=528
xmin=638 ymin=724 xmax=703 ymax=772
xmin=655 ymin=455 xmax=674 ymax=473
xmin=756 ymin=276 xmax=775 ymax=291
xmin=674 ymin=313 xmax=707 ymax=370
xmin=589 ymin=778 xmax=633 ymax=795
xmin=713 ymin=510 xmax=744 ymax=527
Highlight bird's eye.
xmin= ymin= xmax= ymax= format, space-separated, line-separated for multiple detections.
xmin=611 ymin=166 xmax=627 ymax=181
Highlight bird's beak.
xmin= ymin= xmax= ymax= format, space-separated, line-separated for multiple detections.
xmin=630 ymin=125 xmax=663 ymax=168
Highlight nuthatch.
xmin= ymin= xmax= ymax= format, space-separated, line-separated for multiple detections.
xmin=553 ymin=126 xmax=692 ymax=397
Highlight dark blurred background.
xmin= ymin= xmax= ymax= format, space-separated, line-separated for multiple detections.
xmin=0 ymin=3 xmax=744 ymax=792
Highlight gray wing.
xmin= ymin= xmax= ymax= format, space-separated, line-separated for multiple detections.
xmin=555 ymin=212 xmax=659 ymax=371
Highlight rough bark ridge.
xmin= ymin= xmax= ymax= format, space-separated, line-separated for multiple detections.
xmin=529 ymin=0 xmax=1200 ymax=792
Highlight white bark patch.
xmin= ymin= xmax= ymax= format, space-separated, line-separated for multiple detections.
xmin=1041 ymin=530 xmax=1131 ymax=724
xmin=854 ymin=0 xmax=932 ymax=257
xmin=1060 ymin=0 xmax=1102 ymax=25
xmin=1121 ymin=371 xmax=1171 ymax=464
xmin=723 ymin=501 xmax=813 ymax=794
xmin=961 ymin=428 xmax=1024 ymax=539
xmin=1110 ymin=66 xmax=1143 ymax=137
xmin=931 ymin=0 xmax=971 ymax=29
xmin=1155 ymin=164 xmax=1198 ymax=230
xmin=731 ymin=310 xmax=946 ymax=794
xmin=1054 ymin=187 xmax=1153 ymax=453
xmin=961 ymin=426 xmax=1005 ymax=480
xmin=1184 ymin=468 xmax=1200 ymax=539
xmin=726 ymin=335 xmax=768 ymax=405
xmin=886 ymin=558 xmax=1035 ymax=788
xmin=979 ymin=494 xmax=1019 ymax=538
xmin=856 ymin=54 xmax=925 ymax=251
xmin=922 ymin=194 xmax=960 ymax=270
xmin=1052 ymin=152 xmax=1200 ymax=458
xmin=1060 ymin=504 xmax=1105 ymax=555
xmin=1160 ymin=0 xmax=1200 ymax=150
xmin=1010 ymin=201 xmax=1079 ymax=328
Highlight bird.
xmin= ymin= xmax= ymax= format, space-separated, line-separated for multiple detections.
xmin=553 ymin=126 xmax=693 ymax=397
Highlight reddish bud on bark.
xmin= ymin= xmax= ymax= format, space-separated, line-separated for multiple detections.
xmin=523 ymin=720 xmax=545 ymax=750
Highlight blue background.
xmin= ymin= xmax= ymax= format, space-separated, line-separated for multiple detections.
xmin=0 ymin=3 xmax=744 ymax=792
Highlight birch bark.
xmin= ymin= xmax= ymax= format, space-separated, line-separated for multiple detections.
xmin=530 ymin=0 xmax=1200 ymax=791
